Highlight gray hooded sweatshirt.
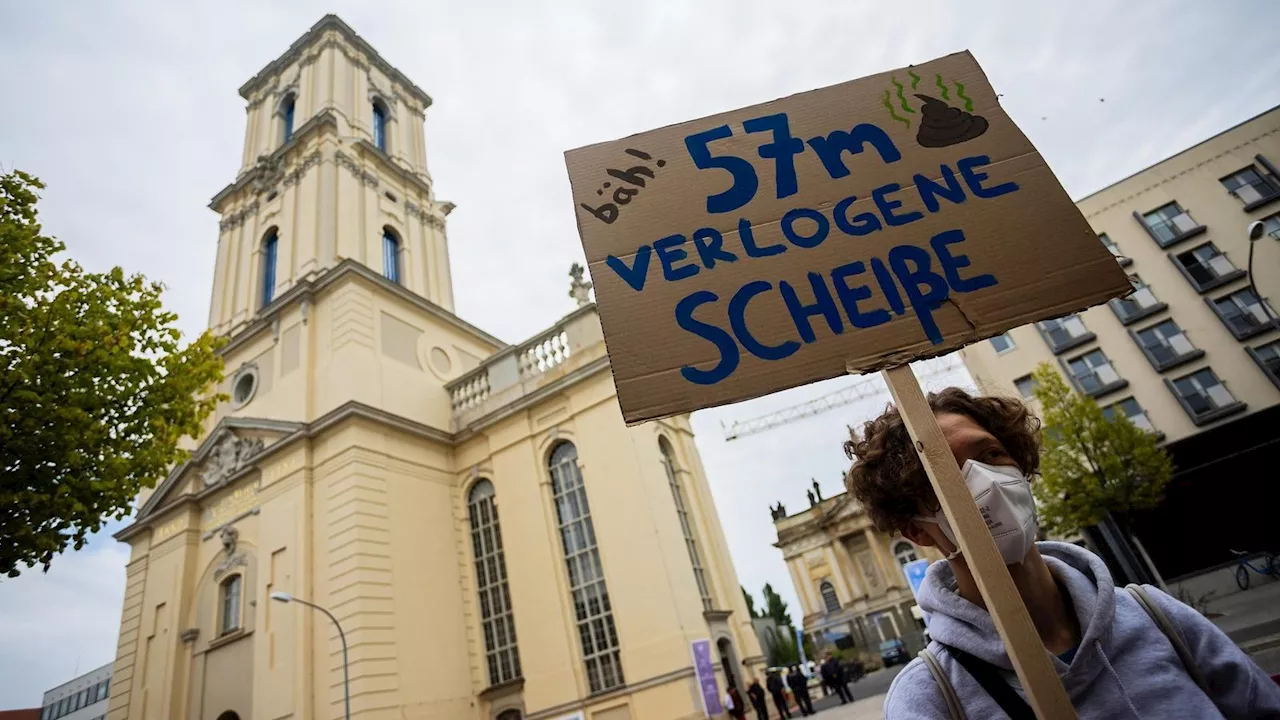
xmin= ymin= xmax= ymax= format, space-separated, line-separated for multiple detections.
xmin=885 ymin=542 xmax=1280 ymax=719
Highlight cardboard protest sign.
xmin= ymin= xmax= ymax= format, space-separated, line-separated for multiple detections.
xmin=565 ymin=51 xmax=1130 ymax=425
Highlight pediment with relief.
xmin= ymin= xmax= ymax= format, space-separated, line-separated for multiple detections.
xmin=135 ymin=417 xmax=303 ymax=523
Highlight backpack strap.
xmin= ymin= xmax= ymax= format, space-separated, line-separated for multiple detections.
xmin=918 ymin=648 xmax=967 ymax=720
xmin=944 ymin=645 xmax=1037 ymax=720
xmin=1123 ymin=584 xmax=1210 ymax=695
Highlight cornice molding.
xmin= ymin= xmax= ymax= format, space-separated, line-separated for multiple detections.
xmin=239 ymin=15 xmax=432 ymax=108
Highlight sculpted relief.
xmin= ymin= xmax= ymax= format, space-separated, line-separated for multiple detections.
xmin=201 ymin=435 xmax=264 ymax=488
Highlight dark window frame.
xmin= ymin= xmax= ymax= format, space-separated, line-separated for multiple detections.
xmin=989 ymin=333 xmax=1016 ymax=354
xmin=1129 ymin=319 xmax=1205 ymax=372
xmin=820 ymin=580 xmax=841 ymax=613
xmin=1207 ymin=289 xmax=1277 ymax=341
xmin=381 ymin=227 xmax=402 ymax=285
xmin=1061 ymin=349 xmax=1128 ymax=398
xmin=1220 ymin=155 xmax=1280 ymax=212
xmin=1097 ymin=233 xmax=1133 ymax=267
xmin=467 ymin=478 xmax=523 ymax=688
xmin=1169 ymin=242 xmax=1246 ymax=294
xmin=1037 ymin=315 xmax=1096 ymax=355
xmin=1134 ymin=202 xmax=1206 ymax=249
xmin=260 ymin=228 xmax=279 ymax=308
xmin=1246 ymin=340 xmax=1280 ymax=391
xmin=1163 ymin=369 xmax=1247 ymax=426
xmin=1108 ymin=276 xmax=1167 ymax=326
xmin=1013 ymin=374 xmax=1036 ymax=400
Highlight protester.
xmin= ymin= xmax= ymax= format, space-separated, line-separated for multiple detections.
xmin=844 ymin=388 xmax=1280 ymax=719
xmin=746 ymin=678 xmax=769 ymax=720
xmin=786 ymin=665 xmax=814 ymax=716
xmin=766 ymin=670 xmax=791 ymax=719
xmin=821 ymin=653 xmax=853 ymax=704
xmin=724 ymin=683 xmax=747 ymax=720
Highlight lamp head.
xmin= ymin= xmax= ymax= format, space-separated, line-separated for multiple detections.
xmin=1248 ymin=220 xmax=1266 ymax=242
xmin=269 ymin=591 xmax=293 ymax=603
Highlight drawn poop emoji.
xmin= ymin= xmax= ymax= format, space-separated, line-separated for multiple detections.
xmin=913 ymin=94 xmax=988 ymax=148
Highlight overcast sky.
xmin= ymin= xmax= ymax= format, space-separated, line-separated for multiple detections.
xmin=3 ymin=0 xmax=1279 ymax=708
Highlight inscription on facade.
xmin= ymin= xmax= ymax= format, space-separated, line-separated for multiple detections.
xmin=153 ymin=518 xmax=186 ymax=544
xmin=204 ymin=485 xmax=259 ymax=528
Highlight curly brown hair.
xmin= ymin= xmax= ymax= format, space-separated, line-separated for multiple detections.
xmin=843 ymin=387 xmax=1041 ymax=534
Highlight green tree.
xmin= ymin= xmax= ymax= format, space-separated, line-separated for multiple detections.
xmin=770 ymin=631 xmax=799 ymax=666
xmin=762 ymin=583 xmax=793 ymax=628
xmin=741 ymin=586 xmax=761 ymax=618
xmin=1 ymin=170 xmax=225 ymax=577
xmin=1030 ymin=363 xmax=1172 ymax=536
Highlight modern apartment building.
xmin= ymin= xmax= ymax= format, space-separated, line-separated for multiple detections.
xmin=960 ymin=105 xmax=1280 ymax=580
xmin=39 ymin=664 xmax=112 ymax=720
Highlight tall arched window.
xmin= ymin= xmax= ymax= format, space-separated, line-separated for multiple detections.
xmin=219 ymin=574 xmax=242 ymax=635
xmin=280 ymin=94 xmax=296 ymax=144
xmin=548 ymin=442 xmax=624 ymax=693
xmin=372 ymin=100 xmax=389 ymax=152
xmin=819 ymin=580 xmax=840 ymax=613
xmin=260 ymin=228 xmax=278 ymax=307
xmin=382 ymin=228 xmax=401 ymax=284
xmin=893 ymin=541 xmax=919 ymax=567
xmin=468 ymin=479 xmax=522 ymax=686
xmin=659 ymin=438 xmax=712 ymax=611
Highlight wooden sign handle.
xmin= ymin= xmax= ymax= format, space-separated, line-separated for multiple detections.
xmin=878 ymin=364 xmax=1076 ymax=719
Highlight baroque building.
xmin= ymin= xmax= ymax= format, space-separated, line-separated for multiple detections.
xmin=771 ymin=484 xmax=942 ymax=661
xmin=105 ymin=16 xmax=762 ymax=720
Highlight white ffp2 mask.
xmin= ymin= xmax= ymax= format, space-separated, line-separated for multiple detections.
xmin=915 ymin=460 xmax=1038 ymax=565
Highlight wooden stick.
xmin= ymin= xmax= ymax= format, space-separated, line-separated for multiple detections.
xmin=879 ymin=364 xmax=1076 ymax=719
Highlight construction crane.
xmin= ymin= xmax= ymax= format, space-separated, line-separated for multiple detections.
xmin=721 ymin=356 xmax=965 ymax=441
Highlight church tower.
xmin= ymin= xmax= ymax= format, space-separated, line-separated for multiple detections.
xmin=107 ymin=16 xmax=764 ymax=720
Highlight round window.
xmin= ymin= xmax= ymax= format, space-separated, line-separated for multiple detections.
xmin=231 ymin=366 xmax=259 ymax=408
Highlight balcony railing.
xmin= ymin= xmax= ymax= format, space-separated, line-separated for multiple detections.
xmin=446 ymin=305 xmax=606 ymax=429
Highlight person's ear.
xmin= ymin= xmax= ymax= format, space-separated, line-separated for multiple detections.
xmin=902 ymin=520 xmax=936 ymax=548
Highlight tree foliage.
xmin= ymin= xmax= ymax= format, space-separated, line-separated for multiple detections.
xmin=1030 ymin=363 xmax=1172 ymax=536
xmin=0 ymin=170 xmax=225 ymax=576
xmin=742 ymin=586 xmax=760 ymax=618
xmin=762 ymin=583 xmax=793 ymax=628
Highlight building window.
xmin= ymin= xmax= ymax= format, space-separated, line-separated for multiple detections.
xmin=261 ymin=228 xmax=279 ymax=307
xmin=1137 ymin=202 xmax=1204 ymax=248
xmin=280 ymin=94 xmax=296 ymax=144
xmin=893 ymin=541 xmax=918 ymax=566
xmin=819 ymin=580 xmax=840 ymax=613
xmin=56 ymin=699 xmax=65 ymax=718
xmin=1109 ymin=275 xmax=1166 ymax=325
xmin=41 ymin=705 xmax=51 ymax=720
xmin=1132 ymin=319 xmax=1202 ymax=371
xmin=1167 ymin=368 xmax=1245 ymax=425
xmin=989 ymin=333 xmax=1015 ymax=354
xmin=1171 ymin=243 xmax=1244 ymax=293
xmin=1098 ymin=233 xmax=1131 ymax=266
xmin=1066 ymin=349 xmax=1126 ymax=397
xmin=1221 ymin=164 xmax=1280 ymax=209
xmin=1261 ymin=213 xmax=1280 ymax=241
xmin=1037 ymin=314 xmax=1094 ymax=354
xmin=1247 ymin=340 xmax=1280 ymax=391
xmin=468 ymin=479 xmax=522 ymax=687
xmin=1102 ymin=397 xmax=1158 ymax=434
xmin=1210 ymin=288 xmax=1275 ymax=340
xmin=372 ymin=100 xmax=389 ymax=152
xmin=219 ymin=574 xmax=242 ymax=635
xmin=382 ymin=228 xmax=401 ymax=284
xmin=548 ymin=442 xmax=624 ymax=694
xmin=1013 ymin=374 xmax=1037 ymax=400
xmin=660 ymin=438 xmax=713 ymax=611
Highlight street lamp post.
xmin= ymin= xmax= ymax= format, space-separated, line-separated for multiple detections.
xmin=270 ymin=591 xmax=350 ymax=720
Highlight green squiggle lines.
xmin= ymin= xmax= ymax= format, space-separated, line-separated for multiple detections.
xmin=955 ymin=81 xmax=973 ymax=112
xmin=891 ymin=77 xmax=916 ymax=113
xmin=935 ymin=73 xmax=950 ymax=101
xmin=908 ymin=69 xmax=921 ymax=89
xmin=882 ymin=90 xmax=910 ymax=129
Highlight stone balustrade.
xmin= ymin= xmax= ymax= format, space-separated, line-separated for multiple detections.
xmin=446 ymin=304 xmax=606 ymax=429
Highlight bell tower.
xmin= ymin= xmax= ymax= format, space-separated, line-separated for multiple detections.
xmin=206 ymin=14 xmax=456 ymax=338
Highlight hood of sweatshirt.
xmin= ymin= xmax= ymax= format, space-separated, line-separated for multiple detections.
xmin=916 ymin=541 xmax=1114 ymax=671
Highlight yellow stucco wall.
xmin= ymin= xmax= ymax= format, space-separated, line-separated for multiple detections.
xmin=106 ymin=15 xmax=761 ymax=720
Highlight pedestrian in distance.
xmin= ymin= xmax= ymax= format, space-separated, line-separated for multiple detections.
xmin=724 ymin=683 xmax=747 ymax=720
xmin=765 ymin=670 xmax=791 ymax=719
xmin=844 ymin=387 xmax=1280 ymax=719
xmin=786 ymin=665 xmax=815 ymax=716
xmin=746 ymin=678 xmax=769 ymax=720
xmin=821 ymin=653 xmax=854 ymax=704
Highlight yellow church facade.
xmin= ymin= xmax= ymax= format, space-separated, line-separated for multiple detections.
xmin=105 ymin=16 xmax=762 ymax=720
